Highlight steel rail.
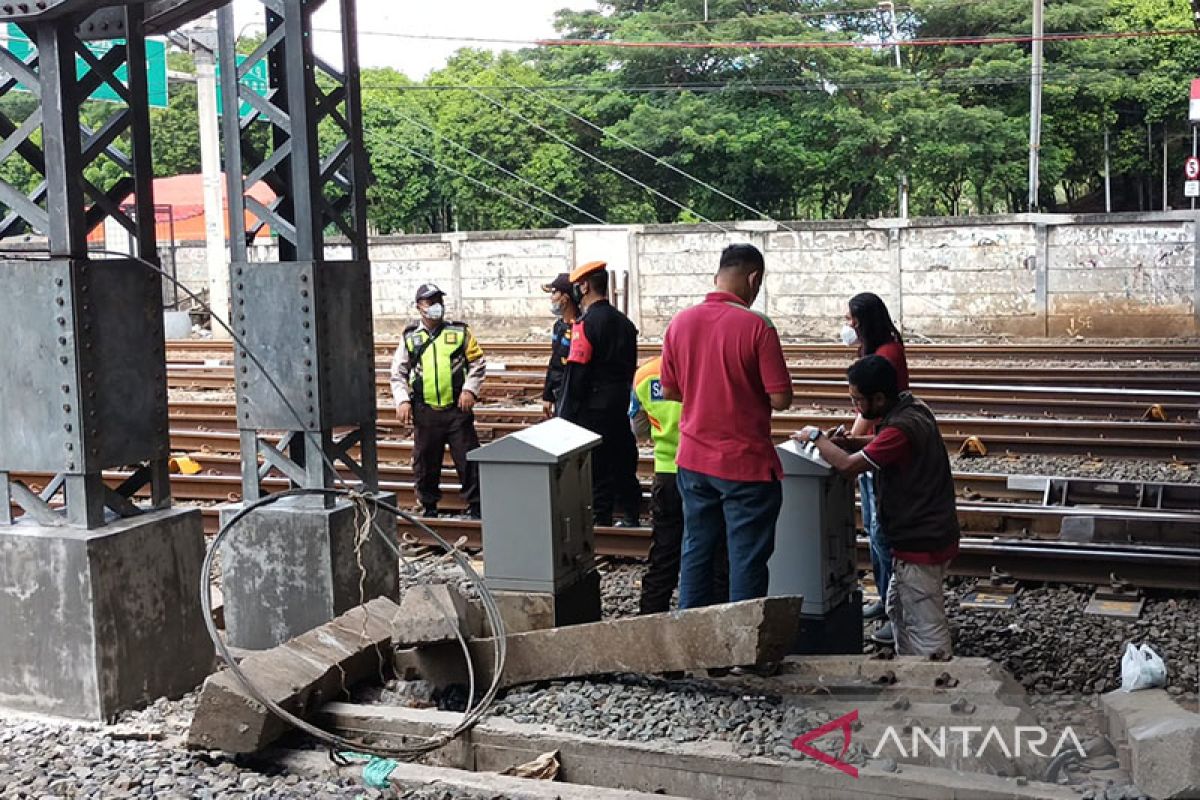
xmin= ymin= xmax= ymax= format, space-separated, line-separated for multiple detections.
xmin=165 ymin=338 xmax=1200 ymax=362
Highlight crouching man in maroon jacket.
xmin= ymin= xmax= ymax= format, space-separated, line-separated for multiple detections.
xmin=795 ymin=354 xmax=960 ymax=657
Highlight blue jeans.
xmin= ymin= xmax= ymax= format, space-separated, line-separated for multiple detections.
xmin=677 ymin=467 xmax=783 ymax=608
xmin=859 ymin=471 xmax=892 ymax=605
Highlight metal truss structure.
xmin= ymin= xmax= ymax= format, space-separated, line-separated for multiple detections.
xmin=0 ymin=3 xmax=171 ymax=528
xmin=0 ymin=0 xmax=377 ymax=524
xmin=218 ymin=0 xmax=378 ymax=503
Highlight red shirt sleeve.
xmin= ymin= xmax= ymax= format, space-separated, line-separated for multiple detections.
xmin=757 ymin=325 xmax=791 ymax=394
xmin=660 ymin=324 xmax=678 ymax=393
xmin=862 ymin=426 xmax=911 ymax=469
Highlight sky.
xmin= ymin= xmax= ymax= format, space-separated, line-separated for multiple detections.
xmin=231 ymin=0 xmax=599 ymax=80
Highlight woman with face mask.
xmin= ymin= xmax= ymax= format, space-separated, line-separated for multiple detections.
xmin=839 ymin=292 xmax=908 ymax=647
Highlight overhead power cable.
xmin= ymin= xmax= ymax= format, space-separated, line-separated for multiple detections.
xmin=326 ymin=27 xmax=1195 ymax=49
xmin=359 ymin=68 xmax=1152 ymax=94
xmin=538 ymin=28 xmax=1195 ymax=49
xmin=463 ymin=85 xmax=731 ymax=232
xmin=393 ymin=110 xmax=608 ymax=224
xmin=500 ymin=77 xmax=773 ymax=225
xmin=397 ymin=143 xmax=574 ymax=227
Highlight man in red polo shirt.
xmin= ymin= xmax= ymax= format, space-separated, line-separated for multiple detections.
xmin=659 ymin=243 xmax=794 ymax=608
xmin=795 ymin=355 xmax=960 ymax=657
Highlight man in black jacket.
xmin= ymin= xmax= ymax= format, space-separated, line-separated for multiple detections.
xmin=558 ymin=260 xmax=641 ymax=528
xmin=794 ymin=355 xmax=959 ymax=657
xmin=540 ymin=273 xmax=578 ymax=418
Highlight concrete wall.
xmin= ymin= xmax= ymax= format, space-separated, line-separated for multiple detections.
xmin=147 ymin=211 xmax=1198 ymax=339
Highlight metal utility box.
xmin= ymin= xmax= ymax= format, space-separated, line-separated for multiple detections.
xmin=769 ymin=439 xmax=861 ymax=654
xmin=468 ymin=418 xmax=601 ymax=594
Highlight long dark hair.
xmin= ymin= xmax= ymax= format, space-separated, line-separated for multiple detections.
xmin=849 ymin=292 xmax=903 ymax=355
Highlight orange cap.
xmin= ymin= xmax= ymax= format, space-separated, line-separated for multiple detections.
xmin=568 ymin=260 xmax=607 ymax=283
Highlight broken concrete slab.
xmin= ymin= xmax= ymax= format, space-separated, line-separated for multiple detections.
xmin=187 ymin=596 xmax=398 ymax=753
xmin=1102 ymin=689 xmax=1200 ymax=799
xmin=393 ymin=584 xmax=479 ymax=646
xmin=462 ymin=596 xmax=803 ymax=689
xmin=322 ymin=702 xmax=1079 ymax=800
xmin=491 ymin=590 xmax=556 ymax=634
xmin=264 ymin=745 xmax=693 ymax=800
xmin=723 ymin=655 xmax=1029 ymax=704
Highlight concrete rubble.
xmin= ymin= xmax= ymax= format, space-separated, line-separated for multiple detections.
xmin=320 ymin=702 xmax=1081 ymax=800
xmin=186 ymin=596 xmax=399 ymax=753
xmin=394 ymin=595 xmax=804 ymax=690
xmin=1102 ymin=688 xmax=1200 ymax=799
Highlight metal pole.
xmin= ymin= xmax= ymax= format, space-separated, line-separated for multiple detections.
xmin=195 ymin=37 xmax=229 ymax=338
xmin=1192 ymin=125 xmax=1197 ymax=211
xmin=1163 ymin=122 xmax=1169 ymax=211
xmin=703 ymin=0 xmax=708 ymax=22
xmin=1027 ymin=0 xmax=1043 ymax=211
xmin=881 ymin=1 xmax=908 ymax=217
xmin=1104 ymin=126 xmax=1112 ymax=213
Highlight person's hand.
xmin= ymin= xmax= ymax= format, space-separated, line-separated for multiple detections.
xmin=396 ymin=401 xmax=412 ymax=426
xmin=459 ymin=391 xmax=477 ymax=413
xmin=792 ymin=426 xmax=820 ymax=443
xmin=542 ymin=400 xmax=554 ymax=418
xmin=826 ymin=425 xmax=849 ymax=448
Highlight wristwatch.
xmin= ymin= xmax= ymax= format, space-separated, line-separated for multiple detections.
xmin=807 ymin=428 xmax=822 ymax=443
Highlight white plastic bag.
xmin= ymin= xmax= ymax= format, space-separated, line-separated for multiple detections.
xmin=1120 ymin=643 xmax=1168 ymax=692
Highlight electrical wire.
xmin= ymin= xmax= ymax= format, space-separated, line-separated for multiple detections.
xmin=312 ymin=27 xmax=1197 ymax=49
xmin=397 ymin=142 xmax=575 ymax=226
xmin=394 ymin=110 xmax=608 ymax=224
xmin=35 ymin=248 xmax=511 ymax=759
xmin=539 ymin=28 xmax=1197 ymax=49
xmin=358 ymin=67 xmax=1156 ymax=95
xmin=464 ymin=84 xmax=730 ymax=232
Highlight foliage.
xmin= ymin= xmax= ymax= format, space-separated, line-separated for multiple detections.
xmin=2 ymin=1 xmax=1195 ymax=233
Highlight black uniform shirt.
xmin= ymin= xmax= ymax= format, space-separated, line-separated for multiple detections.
xmin=559 ymin=299 xmax=638 ymax=421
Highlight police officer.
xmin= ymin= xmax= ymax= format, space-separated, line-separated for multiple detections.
xmin=558 ymin=260 xmax=641 ymax=528
xmin=540 ymin=272 xmax=578 ymax=418
xmin=390 ymin=283 xmax=486 ymax=519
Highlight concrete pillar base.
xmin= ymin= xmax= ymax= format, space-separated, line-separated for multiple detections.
xmin=218 ymin=493 xmax=400 ymax=650
xmin=0 ymin=507 xmax=211 ymax=720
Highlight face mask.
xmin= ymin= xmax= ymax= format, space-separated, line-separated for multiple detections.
xmin=840 ymin=324 xmax=859 ymax=347
xmin=423 ymin=302 xmax=445 ymax=321
xmin=551 ymin=301 xmax=564 ymax=316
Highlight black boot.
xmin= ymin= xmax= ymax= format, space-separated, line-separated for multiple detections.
xmin=420 ymin=504 xmax=439 ymax=518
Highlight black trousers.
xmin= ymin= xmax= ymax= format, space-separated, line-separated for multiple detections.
xmin=639 ymin=471 xmax=729 ymax=614
xmin=412 ymin=403 xmax=480 ymax=509
xmin=575 ymin=407 xmax=641 ymax=525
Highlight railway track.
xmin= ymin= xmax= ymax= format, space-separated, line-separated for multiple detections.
xmin=167 ymin=370 xmax=1200 ymax=421
xmin=165 ymin=338 xmax=1200 ymax=363
xmin=166 ymin=362 xmax=1200 ymax=392
xmin=162 ymin=405 xmax=1200 ymax=460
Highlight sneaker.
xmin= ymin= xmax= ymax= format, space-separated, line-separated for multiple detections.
xmin=466 ymin=505 xmax=481 ymax=520
xmin=419 ymin=505 xmax=439 ymax=518
xmin=613 ymin=517 xmax=640 ymax=528
xmin=863 ymin=601 xmax=887 ymax=621
xmin=870 ymin=621 xmax=895 ymax=645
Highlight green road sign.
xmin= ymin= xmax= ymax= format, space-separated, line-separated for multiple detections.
xmin=215 ymin=55 xmax=269 ymax=118
xmin=4 ymin=24 xmax=169 ymax=109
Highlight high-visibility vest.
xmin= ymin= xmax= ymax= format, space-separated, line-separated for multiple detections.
xmin=403 ymin=322 xmax=480 ymax=408
xmin=633 ymin=356 xmax=682 ymax=474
